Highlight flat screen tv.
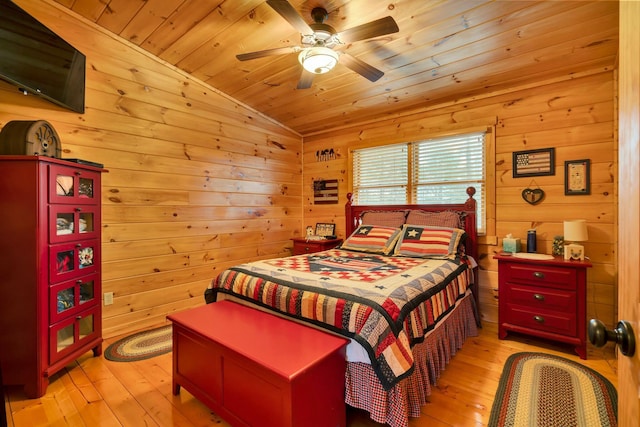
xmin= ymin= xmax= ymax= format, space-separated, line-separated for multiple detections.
xmin=0 ymin=0 xmax=85 ymax=113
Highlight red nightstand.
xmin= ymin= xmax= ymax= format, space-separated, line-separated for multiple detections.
xmin=494 ymin=253 xmax=592 ymax=359
xmin=291 ymin=238 xmax=342 ymax=255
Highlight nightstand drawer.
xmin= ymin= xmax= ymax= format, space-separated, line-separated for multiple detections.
xmin=506 ymin=285 xmax=575 ymax=312
xmin=505 ymin=305 xmax=576 ymax=336
xmin=504 ymin=263 xmax=577 ymax=290
xmin=291 ymin=238 xmax=342 ymax=255
xmin=296 ymin=241 xmax=327 ymax=254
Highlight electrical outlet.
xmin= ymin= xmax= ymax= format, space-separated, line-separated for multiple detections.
xmin=104 ymin=292 xmax=114 ymax=306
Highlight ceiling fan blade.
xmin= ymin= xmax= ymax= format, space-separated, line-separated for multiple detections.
xmin=340 ymin=53 xmax=384 ymax=82
xmin=296 ymin=69 xmax=315 ymax=89
xmin=337 ymin=16 xmax=399 ymax=43
xmin=236 ymin=46 xmax=298 ymax=61
xmin=266 ymin=0 xmax=314 ymax=35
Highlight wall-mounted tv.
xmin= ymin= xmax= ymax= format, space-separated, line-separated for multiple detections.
xmin=0 ymin=0 xmax=86 ymax=113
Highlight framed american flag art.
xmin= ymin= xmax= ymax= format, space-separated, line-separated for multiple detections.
xmin=512 ymin=148 xmax=555 ymax=178
xmin=313 ymin=179 xmax=339 ymax=204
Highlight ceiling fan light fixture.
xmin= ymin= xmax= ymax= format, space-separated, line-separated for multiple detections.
xmin=298 ymin=47 xmax=338 ymax=74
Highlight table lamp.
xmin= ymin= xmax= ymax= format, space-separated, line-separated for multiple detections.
xmin=563 ymin=219 xmax=588 ymax=260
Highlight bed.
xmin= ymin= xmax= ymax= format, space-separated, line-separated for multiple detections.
xmin=204 ymin=187 xmax=480 ymax=427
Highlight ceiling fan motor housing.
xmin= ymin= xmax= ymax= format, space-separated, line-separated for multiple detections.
xmin=302 ymin=23 xmax=338 ymax=47
xmin=311 ymin=7 xmax=329 ymax=23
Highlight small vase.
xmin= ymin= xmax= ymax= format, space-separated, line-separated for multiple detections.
xmin=552 ymin=236 xmax=564 ymax=256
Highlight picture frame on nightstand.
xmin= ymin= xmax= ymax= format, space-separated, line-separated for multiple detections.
xmin=315 ymin=223 xmax=336 ymax=237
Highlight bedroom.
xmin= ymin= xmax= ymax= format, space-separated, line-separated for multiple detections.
xmin=0 ymin=0 xmax=637 ymax=425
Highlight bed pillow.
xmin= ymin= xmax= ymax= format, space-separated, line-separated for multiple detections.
xmin=405 ymin=210 xmax=463 ymax=229
xmin=360 ymin=210 xmax=407 ymax=228
xmin=393 ymin=224 xmax=466 ymax=259
xmin=340 ymin=225 xmax=402 ymax=255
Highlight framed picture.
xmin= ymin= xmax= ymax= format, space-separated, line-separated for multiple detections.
xmin=315 ymin=223 xmax=336 ymax=237
xmin=313 ymin=179 xmax=338 ymax=204
xmin=512 ymin=148 xmax=555 ymax=177
xmin=565 ymin=159 xmax=591 ymax=195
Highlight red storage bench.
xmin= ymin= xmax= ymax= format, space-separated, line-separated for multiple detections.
xmin=167 ymin=301 xmax=349 ymax=427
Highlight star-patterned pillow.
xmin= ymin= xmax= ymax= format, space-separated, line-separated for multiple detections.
xmin=393 ymin=225 xmax=466 ymax=258
xmin=340 ymin=225 xmax=402 ymax=255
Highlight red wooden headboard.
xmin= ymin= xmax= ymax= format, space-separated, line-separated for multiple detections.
xmin=344 ymin=187 xmax=478 ymax=264
xmin=344 ymin=187 xmax=479 ymax=310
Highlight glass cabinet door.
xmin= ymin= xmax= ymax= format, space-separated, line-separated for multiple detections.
xmin=49 ymin=240 xmax=100 ymax=283
xmin=49 ymin=204 xmax=100 ymax=243
xmin=49 ymin=164 xmax=101 ymax=205
xmin=49 ymin=274 xmax=99 ymax=323
xmin=49 ymin=305 xmax=100 ymax=364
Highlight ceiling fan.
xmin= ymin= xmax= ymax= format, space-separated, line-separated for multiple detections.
xmin=236 ymin=0 xmax=399 ymax=89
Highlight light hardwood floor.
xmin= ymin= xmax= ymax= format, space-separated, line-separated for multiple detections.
xmin=3 ymin=321 xmax=617 ymax=427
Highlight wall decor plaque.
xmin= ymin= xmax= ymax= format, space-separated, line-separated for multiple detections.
xmin=513 ymin=148 xmax=555 ymax=178
xmin=313 ymin=179 xmax=338 ymax=204
xmin=565 ymin=159 xmax=590 ymax=195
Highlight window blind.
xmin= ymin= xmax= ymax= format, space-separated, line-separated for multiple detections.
xmin=412 ymin=132 xmax=485 ymax=233
xmin=351 ymin=132 xmax=486 ymax=233
xmin=352 ymin=143 xmax=408 ymax=205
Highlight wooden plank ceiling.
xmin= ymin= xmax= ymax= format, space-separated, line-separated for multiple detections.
xmin=54 ymin=0 xmax=619 ymax=136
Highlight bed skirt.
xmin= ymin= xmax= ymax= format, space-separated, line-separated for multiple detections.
xmin=344 ymin=292 xmax=479 ymax=427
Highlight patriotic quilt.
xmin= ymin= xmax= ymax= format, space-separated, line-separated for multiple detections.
xmin=207 ymin=248 xmax=473 ymax=390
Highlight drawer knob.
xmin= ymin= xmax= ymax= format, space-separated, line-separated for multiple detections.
xmin=533 ymin=272 xmax=545 ymax=279
xmin=533 ymin=315 xmax=545 ymax=323
xmin=533 ymin=294 xmax=545 ymax=301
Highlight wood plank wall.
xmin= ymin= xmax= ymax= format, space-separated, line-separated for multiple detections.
xmin=0 ymin=0 xmax=302 ymax=338
xmin=303 ymin=71 xmax=617 ymax=327
xmin=0 ymin=0 xmax=617 ymax=338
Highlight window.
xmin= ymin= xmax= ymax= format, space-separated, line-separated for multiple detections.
xmin=351 ymin=131 xmax=486 ymax=233
xmin=352 ymin=144 xmax=408 ymax=205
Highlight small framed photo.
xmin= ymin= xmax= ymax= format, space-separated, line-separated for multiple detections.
xmin=565 ymin=159 xmax=591 ymax=195
xmin=315 ymin=223 xmax=336 ymax=237
xmin=512 ymin=148 xmax=555 ymax=178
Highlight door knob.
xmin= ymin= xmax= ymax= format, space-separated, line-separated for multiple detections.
xmin=588 ymin=318 xmax=636 ymax=357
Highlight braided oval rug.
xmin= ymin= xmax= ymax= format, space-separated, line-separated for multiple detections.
xmin=104 ymin=325 xmax=172 ymax=362
xmin=489 ymin=352 xmax=617 ymax=427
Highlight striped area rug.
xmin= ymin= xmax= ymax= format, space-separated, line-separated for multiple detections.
xmin=489 ymin=352 xmax=617 ymax=427
xmin=104 ymin=325 xmax=172 ymax=362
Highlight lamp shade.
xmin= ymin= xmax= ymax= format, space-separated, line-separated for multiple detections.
xmin=298 ymin=47 xmax=338 ymax=74
xmin=564 ymin=219 xmax=588 ymax=242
